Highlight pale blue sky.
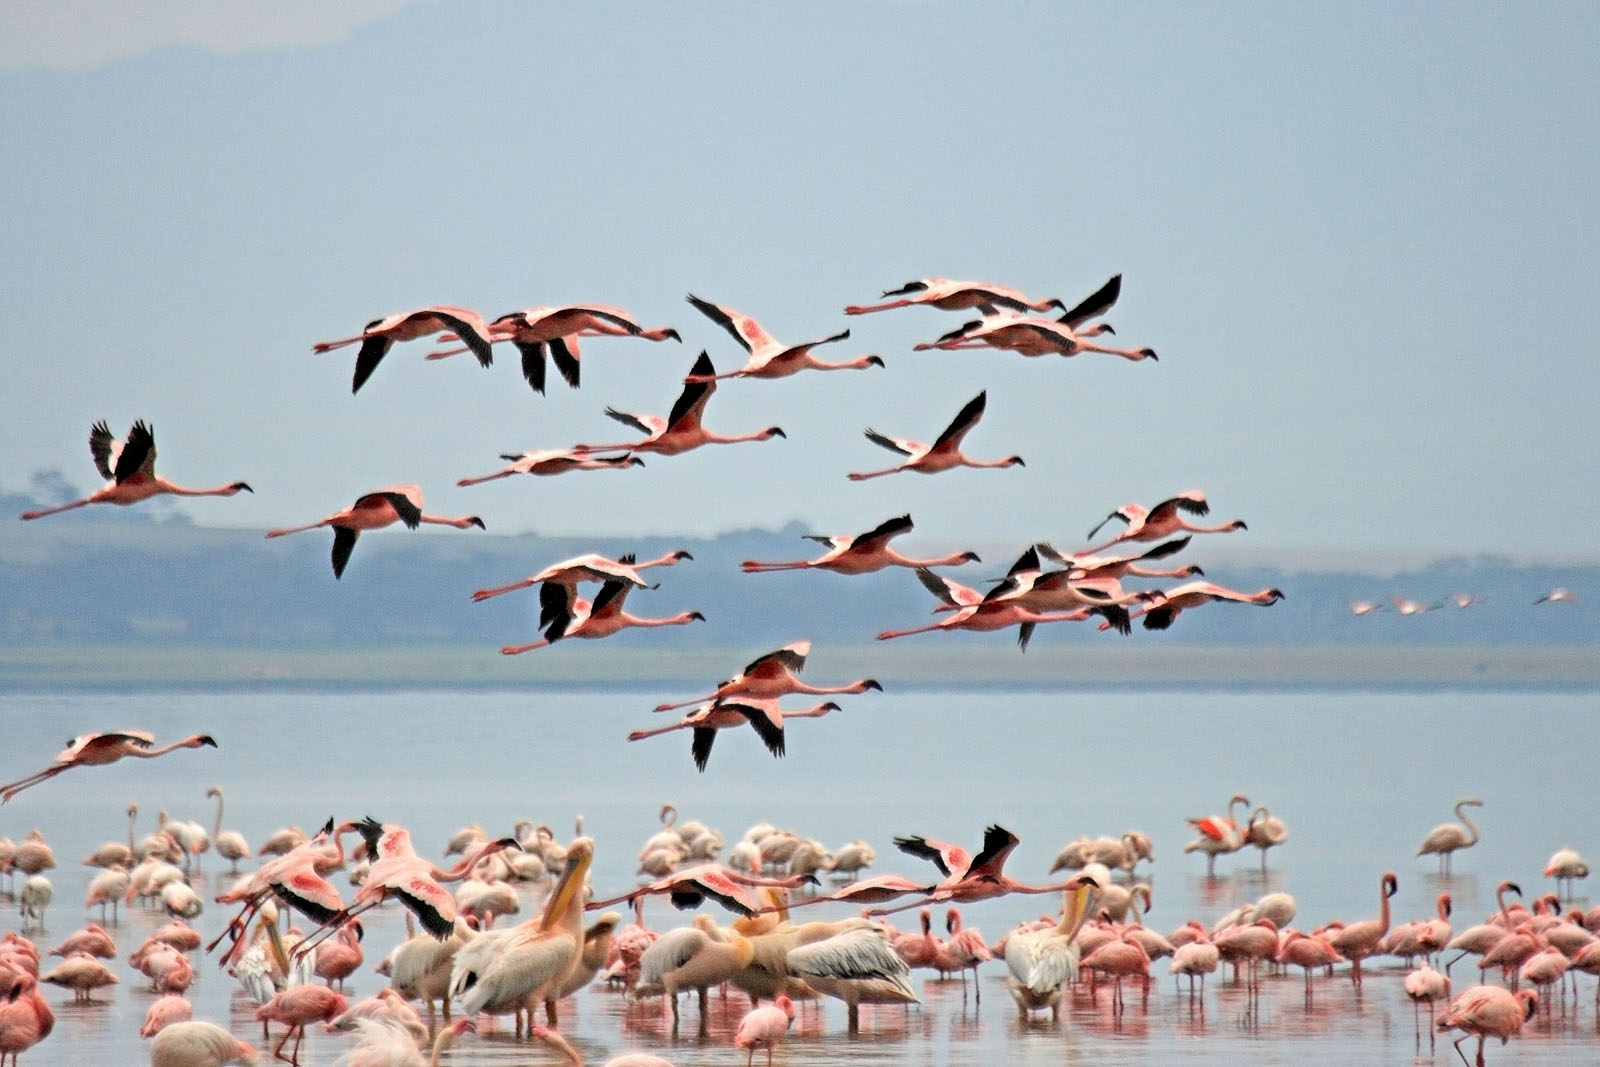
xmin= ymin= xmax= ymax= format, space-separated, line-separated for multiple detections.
xmin=4 ymin=2 xmax=1596 ymax=556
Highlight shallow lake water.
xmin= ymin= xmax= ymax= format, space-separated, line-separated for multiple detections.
xmin=1 ymin=683 xmax=1596 ymax=1065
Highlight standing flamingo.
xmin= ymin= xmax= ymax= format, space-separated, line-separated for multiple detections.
xmin=255 ymin=984 xmax=348 ymax=1065
xmin=1243 ymin=805 xmax=1289 ymax=871
xmin=741 ymin=514 xmax=979 ymax=575
xmin=456 ymin=448 xmax=641 ymax=486
xmin=1 ymin=732 xmax=216 ymax=804
xmin=652 ymin=639 xmax=882 ymax=713
xmin=426 ymin=304 xmax=679 ymax=392
xmin=1327 ymin=871 xmax=1399 ymax=987
xmin=1436 ymin=986 xmax=1538 ymax=1067
xmin=685 ymin=294 xmax=883 ymax=380
xmin=1417 ymin=798 xmax=1484 ymax=875
xmin=733 ymin=993 xmax=794 ymax=1067
xmin=205 ymin=787 xmax=250 ymax=875
xmin=1407 ymin=962 xmax=1452 ymax=1047
xmin=314 ymin=306 xmax=493 ymax=393
xmin=845 ymin=277 xmax=1066 ymax=316
xmin=265 ymin=485 xmax=484 ymax=579
xmin=571 ymin=352 xmax=786 ymax=457
xmin=1183 ymin=794 xmax=1250 ymax=877
xmin=499 ymin=578 xmax=704 ymax=655
xmin=0 ymin=973 xmax=53 ymax=1065
xmin=19 ymin=421 xmax=251 ymax=521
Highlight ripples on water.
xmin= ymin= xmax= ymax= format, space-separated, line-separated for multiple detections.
xmin=1 ymin=685 xmax=1595 ymax=1064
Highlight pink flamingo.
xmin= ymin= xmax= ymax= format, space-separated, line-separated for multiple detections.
xmin=915 ymin=310 xmax=1156 ymax=362
xmin=1327 ymin=871 xmax=1399 ymax=987
xmin=845 ymin=277 xmax=1066 ymax=316
xmin=872 ymin=825 xmax=1080 ymax=916
xmin=299 ymin=821 xmax=519 ymax=951
xmin=652 ymin=639 xmax=881 ymax=713
xmin=891 ymin=908 xmax=944 ymax=971
xmin=1214 ymin=918 xmax=1279 ymax=994
xmin=499 ymin=577 xmax=703 ymax=655
xmin=255 ymin=984 xmax=348 ymax=1065
xmin=1183 ymin=794 xmax=1250 ymax=876
xmin=211 ymin=819 xmax=350 ymax=966
xmin=876 ymin=567 xmax=1103 ymax=650
xmin=0 ymin=973 xmax=53 ymax=1065
xmin=471 ymin=549 xmax=691 ymax=604
xmin=1036 ymin=536 xmax=1204 ymax=582
xmin=590 ymin=863 xmax=816 ymax=918
xmin=733 ymin=993 xmax=794 ymax=1067
xmin=313 ymin=922 xmax=363 ymax=990
xmin=1417 ymin=798 xmax=1484 ymax=875
xmin=742 ymin=513 xmax=978 ymax=575
xmin=1446 ymin=882 xmax=1521 ymax=975
xmin=943 ymin=907 xmax=993 ymax=999
xmin=572 ymin=351 xmax=786 ymax=456
xmin=138 ymin=993 xmax=192 ymax=1038
xmin=265 ymin=484 xmax=484 ymax=579
xmin=1082 ymin=928 xmax=1153 ymax=1016
xmin=456 ymin=447 xmax=641 ymax=486
xmin=846 ymin=391 xmax=1022 ymax=481
xmin=1125 ymin=580 xmax=1285 ymax=631
xmin=1169 ymin=929 xmax=1221 ymax=996
xmin=313 ymin=305 xmax=493 ymax=393
xmin=426 ymin=303 xmax=679 ymax=392
xmin=627 ymin=699 xmax=840 ymax=773
xmin=1 ymin=732 xmax=215 ymax=804
xmin=1417 ymin=892 xmax=1456 ymax=962
xmin=147 ymin=1020 xmax=258 ymax=1067
xmin=685 ymin=294 xmax=884 ymax=380
xmin=1405 ymin=961 xmax=1452 ymax=1048
xmin=19 ymin=420 xmax=251 ymax=521
xmin=1084 ymin=489 xmax=1246 ymax=554
xmin=1435 ymin=985 xmax=1538 ymax=1067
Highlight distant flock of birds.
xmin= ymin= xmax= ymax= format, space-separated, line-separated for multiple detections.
xmin=1350 ymin=589 xmax=1580 ymax=615
xmin=1 ymin=764 xmax=1598 ymax=1067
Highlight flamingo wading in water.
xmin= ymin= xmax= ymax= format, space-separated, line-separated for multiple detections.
xmin=19 ymin=421 xmax=251 ymax=521
xmin=1417 ymin=798 xmax=1483 ymax=875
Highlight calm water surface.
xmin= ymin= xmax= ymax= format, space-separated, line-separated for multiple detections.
xmin=1 ymin=684 xmax=1596 ymax=1065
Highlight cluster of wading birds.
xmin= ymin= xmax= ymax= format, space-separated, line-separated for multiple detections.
xmin=4 ymin=278 xmax=1589 ymax=1067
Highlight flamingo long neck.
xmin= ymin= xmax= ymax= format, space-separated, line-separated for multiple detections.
xmin=430 ymin=1027 xmax=472 ymax=1067
xmin=1497 ymin=885 xmax=1519 ymax=925
xmin=153 ymin=478 xmax=241 ymax=497
xmin=211 ymin=792 xmax=224 ymax=840
xmin=1376 ymin=881 xmax=1392 ymax=936
xmin=533 ymin=1031 xmax=583 ymax=1066
xmin=441 ymin=840 xmax=503 ymax=882
xmin=266 ymin=518 xmax=333 ymax=538
xmin=128 ymin=807 xmax=138 ymax=850
xmin=132 ymin=737 xmax=203 ymax=758
xmin=419 ymin=514 xmax=478 ymax=529
xmin=1456 ymin=802 xmax=1480 ymax=847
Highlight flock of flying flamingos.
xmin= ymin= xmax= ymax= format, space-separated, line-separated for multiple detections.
xmin=7 ymin=276 xmax=1586 ymax=1067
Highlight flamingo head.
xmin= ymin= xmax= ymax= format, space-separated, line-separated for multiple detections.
xmin=764 ymin=427 xmax=787 ymax=438
xmin=468 ymin=517 xmax=486 ymax=529
xmin=1006 ymin=455 xmax=1025 ymax=467
xmin=687 ymin=612 xmax=707 ymax=622
xmin=1382 ymin=872 xmax=1399 ymax=898
xmin=865 ymin=355 xmax=886 ymax=368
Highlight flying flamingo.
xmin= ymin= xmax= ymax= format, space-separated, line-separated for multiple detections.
xmin=875 ymin=567 xmax=1109 ymax=650
xmin=1035 ymin=536 xmax=1204 ymax=582
xmin=741 ymin=514 xmax=979 ymax=575
xmin=846 ymin=391 xmax=1023 ymax=481
xmin=652 ymin=639 xmax=882 ymax=713
xmin=426 ymin=304 xmax=680 ymax=392
xmin=844 ymin=277 xmax=1066 ymax=316
xmin=1084 ymin=489 xmax=1246 ymax=554
xmin=301 ymin=820 xmax=521 ymax=950
xmin=1327 ymin=870 xmax=1399 ymax=987
xmin=265 ymin=484 xmax=484 ymax=579
xmin=915 ymin=310 xmax=1156 ymax=361
xmin=1417 ymin=797 xmax=1483 ymax=875
xmin=499 ymin=578 xmax=704 ymax=655
xmin=872 ymin=825 xmax=1081 ymax=916
xmin=19 ymin=420 xmax=251 ymax=521
xmin=627 ymin=699 xmax=841 ymax=772
xmin=456 ymin=447 xmax=641 ymax=486
xmin=589 ymin=863 xmax=816 ymax=917
xmin=1435 ymin=985 xmax=1538 ymax=1067
xmin=1123 ymin=580 xmax=1285 ymax=631
xmin=1 ymin=732 xmax=216 ymax=804
xmin=1535 ymin=587 xmax=1578 ymax=604
xmin=471 ymin=550 xmax=692 ymax=604
xmin=685 ymin=294 xmax=884 ymax=380
xmin=313 ymin=306 xmax=494 ymax=393
xmin=571 ymin=351 xmax=786 ymax=456
xmin=733 ymin=994 xmax=794 ymax=1067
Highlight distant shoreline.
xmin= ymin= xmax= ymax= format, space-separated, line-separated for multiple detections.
xmin=2 ymin=644 xmax=1595 ymax=690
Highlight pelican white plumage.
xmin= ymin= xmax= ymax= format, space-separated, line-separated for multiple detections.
xmin=1004 ymin=874 xmax=1099 ymax=1019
